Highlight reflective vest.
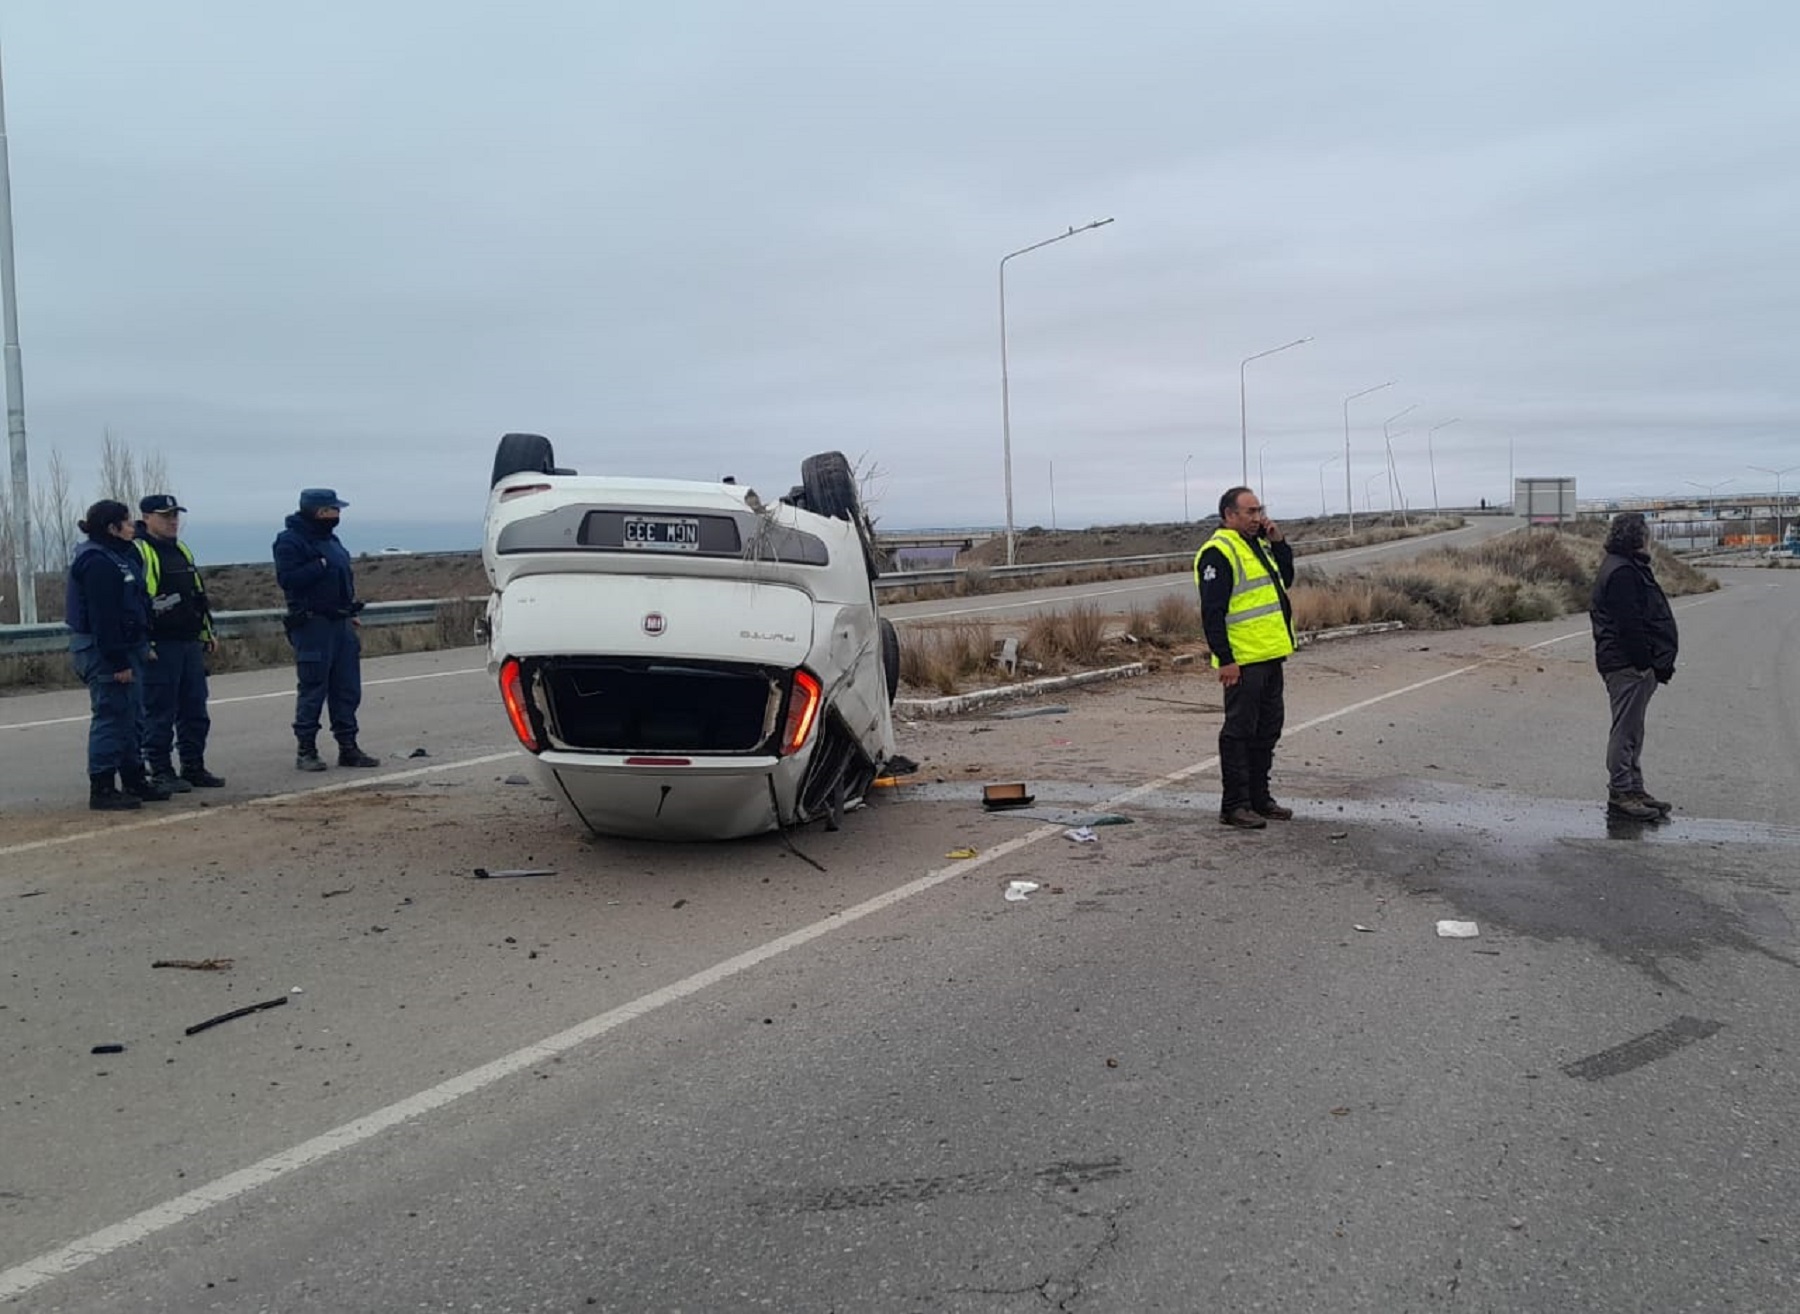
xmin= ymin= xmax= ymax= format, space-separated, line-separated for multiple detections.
xmin=135 ymin=536 xmax=213 ymax=640
xmin=1195 ymin=528 xmax=1294 ymax=667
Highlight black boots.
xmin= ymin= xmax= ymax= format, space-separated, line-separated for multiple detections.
xmin=337 ymin=742 xmax=381 ymax=768
xmin=146 ymin=763 xmax=194 ymax=794
xmin=297 ymin=738 xmax=379 ymax=770
xmin=119 ymin=765 xmax=172 ymax=803
xmin=89 ymin=771 xmax=142 ymax=812
xmin=180 ymin=761 xmax=227 ymax=788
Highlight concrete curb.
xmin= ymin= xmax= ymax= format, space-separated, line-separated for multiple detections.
xmin=893 ymin=621 xmax=1408 ymax=719
xmin=1296 ymin=620 xmax=1408 ymax=647
xmin=894 ymin=663 xmax=1148 ymax=719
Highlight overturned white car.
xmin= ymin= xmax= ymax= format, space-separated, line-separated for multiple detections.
xmin=482 ymin=434 xmax=900 ymax=840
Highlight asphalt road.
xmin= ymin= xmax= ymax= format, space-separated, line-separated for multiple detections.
xmin=5 ymin=551 xmax=1798 ymax=1312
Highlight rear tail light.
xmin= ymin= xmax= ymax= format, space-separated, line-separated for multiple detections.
xmin=498 ymin=483 xmax=552 ymax=502
xmin=782 ymin=669 xmax=822 ymax=755
xmin=499 ymin=658 xmax=540 ymax=752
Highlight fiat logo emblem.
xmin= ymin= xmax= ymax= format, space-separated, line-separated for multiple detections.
xmin=642 ymin=612 xmax=666 ymax=637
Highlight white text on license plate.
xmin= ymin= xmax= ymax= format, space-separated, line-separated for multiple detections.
xmin=623 ymin=516 xmax=701 ymax=551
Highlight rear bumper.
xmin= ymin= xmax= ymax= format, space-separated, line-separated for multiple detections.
xmin=524 ymin=750 xmax=806 ymax=840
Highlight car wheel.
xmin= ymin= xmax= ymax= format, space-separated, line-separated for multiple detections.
xmin=491 ymin=433 xmax=557 ymax=489
xmin=801 ymin=451 xmax=882 ymax=581
xmin=879 ymin=618 xmax=900 ymax=704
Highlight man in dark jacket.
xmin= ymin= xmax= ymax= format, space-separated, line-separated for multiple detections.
xmin=1589 ymin=512 xmax=1679 ymax=821
xmin=136 ymin=494 xmax=226 ymax=792
xmin=1197 ymin=486 xmax=1298 ymax=829
xmin=65 ymin=500 xmax=171 ymax=809
xmin=273 ymin=488 xmax=380 ymax=771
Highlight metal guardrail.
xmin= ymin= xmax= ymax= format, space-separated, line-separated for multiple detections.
xmin=0 ymin=598 xmax=472 ymax=658
xmin=0 ymin=541 xmax=1351 ymax=658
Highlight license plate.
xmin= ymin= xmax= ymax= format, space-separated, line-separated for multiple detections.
xmin=622 ymin=515 xmax=701 ymax=551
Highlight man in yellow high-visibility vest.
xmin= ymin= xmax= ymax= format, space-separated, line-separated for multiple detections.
xmin=1196 ymin=486 xmax=1297 ymax=829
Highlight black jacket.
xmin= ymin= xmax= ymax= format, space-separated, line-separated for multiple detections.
xmin=1590 ymin=550 xmax=1678 ymax=675
xmin=135 ymin=525 xmax=212 ymax=642
xmin=1197 ymin=532 xmax=1295 ymax=667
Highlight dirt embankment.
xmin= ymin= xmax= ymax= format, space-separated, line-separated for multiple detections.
xmin=202 ymin=554 xmax=490 ymax=611
xmin=204 ymin=519 xmax=1378 ymax=608
xmin=957 ymin=514 xmax=1372 ymax=567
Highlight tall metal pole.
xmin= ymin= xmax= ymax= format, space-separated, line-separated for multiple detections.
xmin=999 ymin=217 xmax=1113 ymax=567
xmin=1382 ymin=404 xmax=1416 ymax=525
xmin=0 ymin=44 xmax=35 ymax=624
xmin=1318 ymin=455 xmax=1339 ymax=517
xmin=1750 ymin=464 xmax=1798 ymax=546
xmin=1341 ymin=381 xmax=1395 ymax=535
xmin=1182 ymin=453 xmax=1192 ymax=522
xmin=1239 ymin=336 xmax=1311 ymax=485
xmin=1048 ymin=458 xmax=1056 ymax=531
xmin=1426 ymin=418 xmax=1459 ymax=519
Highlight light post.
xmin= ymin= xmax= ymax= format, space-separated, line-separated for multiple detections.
xmin=999 ymin=217 xmax=1114 ymax=566
xmin=0 ymin=43 xmax=36 ymax=623
xmin=1426 ymin=418 xmax=1459 ymax=519
xmin=1687 ymin=478 xmax=1734 ymax=550
xmin=1318 ymin=454 xmax=1340 ymax=518
xmin=1048 ymin=458 xmax=1057 ymax=532
xmin=1257 ymin=442 xmax=1272 ymax=502
xmin=1383 ymin=404 xmax=1416 ymax=525
xmin=1239 ymin=337 xmax=1311 ymax=486
xmin=1342 ymin=380 xmax=1396 ymax=536
xmin=1182 ymin=453 xmax=1193 ymax=522
xmin=1750 ymin=464 xmax=1798 ymax=546
xmin=1364 ymin=471 xmax=1386 ymax=513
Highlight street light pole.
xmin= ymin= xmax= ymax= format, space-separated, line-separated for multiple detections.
xmin=1239 ymin=337 xmax=1311 ymax=486
xmin=1750 ymin=464 xmax=1798 ymax=546
xmin=1426 ymin=417 xmax=1459 ymax=519
xmin=0 ymin=43 xmax=35 ymax=624
xmin=999 ymin=217 xmax=1114 ymax=566
xmin=1048 ymin=458 xmax=1057 ymax=532
xmin=1342 ymin=381 xmax=1396 ymax=535
xmin=1382 ymin=404 xmax=1416 ymax=525
xmin=1364 ymin=472 xmax=1385 ymax=513
xmin=1182 ymin=453 xmax=1193 ymax=522
xmin=1318 ymin=454 xmax=1340 ymax=518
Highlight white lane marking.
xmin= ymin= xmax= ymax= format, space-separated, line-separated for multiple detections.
xmin=0 ymin=590 xmax=1722 ymax=1301
xmin=0 ymin=820 xmax=1064 ymax=1302
xmin=0 ymin=666 xmax=488 ymax=733
xmin=0 ymin=752 xmax=518 ymax=858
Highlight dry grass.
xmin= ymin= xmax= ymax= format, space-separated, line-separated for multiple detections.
xmin=896 ymin=620 xmax=994 ymax=695
xmin=1299 ymin=524 xmax=1720 ymax=634
xmin=1152 ymin=594 xmax=1204 ymax=642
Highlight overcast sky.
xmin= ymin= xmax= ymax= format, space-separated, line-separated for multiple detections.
xmin=4 ymin=0 xmax=1797 ymax=546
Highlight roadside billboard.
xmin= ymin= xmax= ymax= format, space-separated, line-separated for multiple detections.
xmin=1515 ymin=477 xmax=1576 ymax=524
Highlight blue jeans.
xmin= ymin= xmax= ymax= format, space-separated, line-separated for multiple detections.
xmin=290 ymin=617 xmax=362 ymax=744
xmin=142 ymin=638 xmax=212 ymax=770
xmin=72 ymin=640 xmax=149 ymax=776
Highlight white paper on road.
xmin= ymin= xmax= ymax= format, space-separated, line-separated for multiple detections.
xmin=1004 ymin=881 xmax=1040 ymax=902
xmin=1436 ymin=919 xmax=1481 ymax=938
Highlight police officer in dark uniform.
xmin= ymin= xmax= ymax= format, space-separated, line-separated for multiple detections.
xmin=66 ymin=500 xmax=171 ymax=810
xmin=273 ymin=488 xmax=380 ymax=771
xmin=136 ymin=494 xmax=226 ymax=792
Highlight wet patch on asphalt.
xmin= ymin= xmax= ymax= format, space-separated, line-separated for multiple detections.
xmin=1273 ymin=778 xmax=1800 ymax=985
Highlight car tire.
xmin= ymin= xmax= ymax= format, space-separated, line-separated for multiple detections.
xmin=491 ymin=433 xmax=557 ymax=489
xmin=879 ymin=618 xmax=900 ymax=704
xmin=801 ymin=451 xmax=882 ymax=581
xmin=801 ymin=452 xmax=859 ymax=520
